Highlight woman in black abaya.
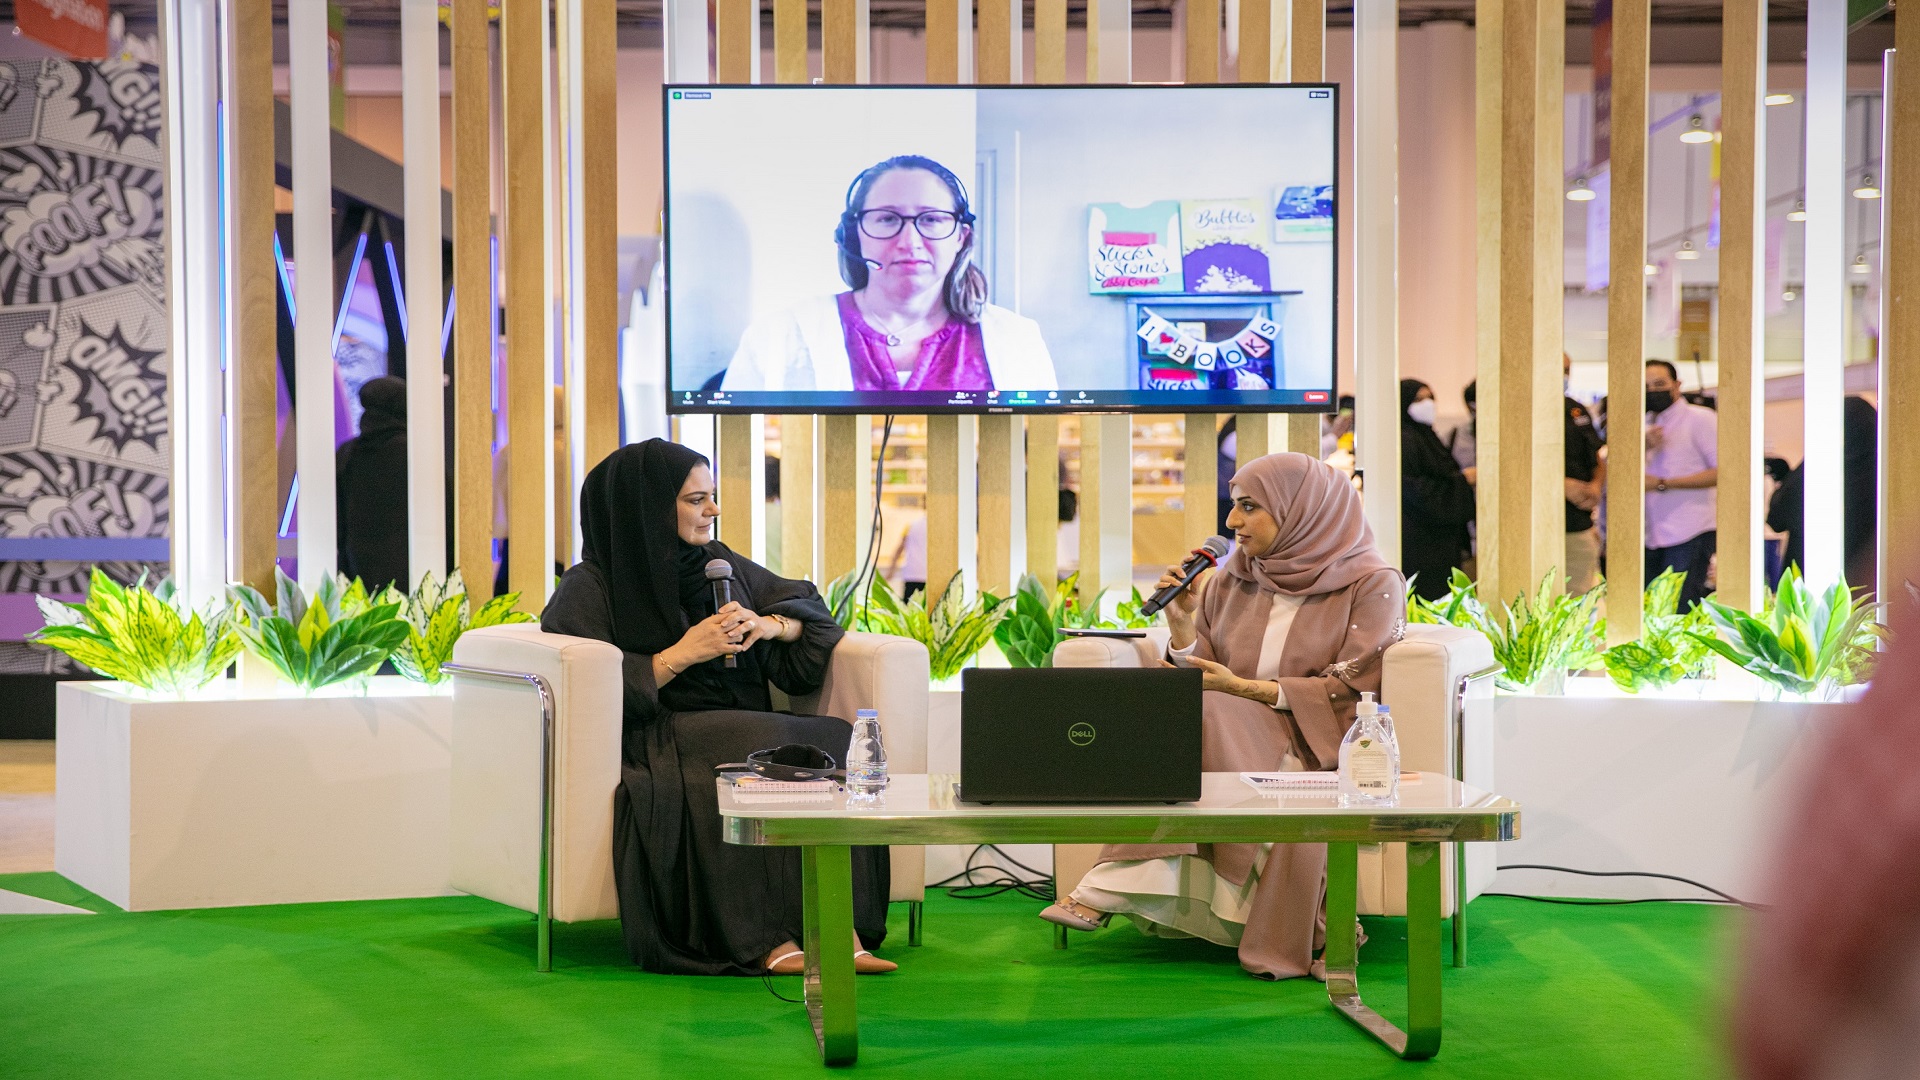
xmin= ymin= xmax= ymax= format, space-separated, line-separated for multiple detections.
xmin=1399 ymin=378 xmax=1477 ymax=601
xmin=541 ymin=439 xmax=893 ymax=976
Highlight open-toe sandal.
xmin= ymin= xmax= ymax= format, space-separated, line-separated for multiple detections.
xmin=854 ymin=949 xmax=897 ymax=974
xmin=765 ymin=947 xmax=805 ymax=976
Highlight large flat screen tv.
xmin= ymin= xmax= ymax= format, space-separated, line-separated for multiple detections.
xmin=663 ymin=83 xmax=1338 ymax=415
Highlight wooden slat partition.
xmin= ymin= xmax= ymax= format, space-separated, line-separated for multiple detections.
xmin=1472 ymin=0 xmax=1504 ymax=602
xmin=927 ymin=415 xmax=971 ymax=600
xmin=716 ymin=0 xmax=759 ymax=83
xmin=1026 ymin=415 xmax=1062 ymax=585
xmin=1603 ymin=0 xmax=1649 ymax=642
xmin=927 ymin=0 xmax=963 ymax=84
xmin=581 ymin=0 xmax=619 ymax=471
xmin=452 ymin=0 xmax=493 ymax=603
xmin=1886 ymin=37 xmax=1920 ymax=593
xmin=822 ymin=415 xmax=867 ymax=581
xmin=230 ymin=0 xmax=276 ymax=606
xmin=1716 ymin=0 xmax=1766 ymax=613
xmin=1186 ymin=0 xmax=1221 ymax=82
xmin=1285 ymin=0 xmax=1322 ymax=460
xmin=1185 ymin=415 xmax=1218 ymax=546
xmin=774 ymin=0 xmax=807 ymax=83
xmin=1489 ymin=0 xmax=1565 ymax=607
xmin=503 ymin=0 xmax=551 ymax=612
xmin=717 ymin=414 xmax=759 ymax=553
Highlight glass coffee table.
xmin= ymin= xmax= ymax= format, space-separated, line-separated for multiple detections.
xmin=719 ymin=771 xmax=1520 ymax=1066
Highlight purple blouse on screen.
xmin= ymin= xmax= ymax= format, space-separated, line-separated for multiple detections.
xmin=837 ymin=291 xmax=992 ymax=392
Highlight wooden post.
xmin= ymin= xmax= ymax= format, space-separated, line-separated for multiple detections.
xmin=503 ymin=0 xmax=553 ymax=612
xmin=774 ymin=0 xmax=807 ymax=83
xmin=1035 ymin=0 xmax=1067 ymax=85
xmin=716 ymin=0 xmax=760 ymax=83
xmin=927 ymin=415 xmax=978 ymax=602
xmin=1886 ymin=39 xmax=1920 ymax=593
xmin=1603 ymin=0 xmax=1648 ymax=643
xmin=580 ymin=0 xmax=620 ymax=473
xmin=979 ymin=417 xmax=1022 ymax=594
xmin=717 ymin=414 xmax=764 ymax=556
xmin=1716 ymin=0 xmax=1766 ymax=613
xmin=1186 ymin=0 xmax=1221 ymax=82
xmin=1285 ymin=0 xmax=1322 ymax=461
xmin=1027 ymin=415 xmax=1062 ymax=586
xmin=229 ymin=0 xmax=277 ymax=604
xmin=452 ymin=0 xmax=494 ymax=603
xmin=1079 ymin=415 xmax=1133 ymax=610
xmin=1490 ymin=0 xmax=1564 ymax=607
xmin=927 ymin=0 xmax=968 ymax=84
xmin=1187 ymin=414 xmax=1219 ymax=546
xmin=403 ymin=0 xmax=447 ymax=585
xmin=822 ymin=416 xmax=870 ymax=582
xmin=1472 ymin=0 xmax=1503 ymax=602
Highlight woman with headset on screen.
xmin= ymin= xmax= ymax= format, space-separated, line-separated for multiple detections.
xmin=720 ymin=155 xmax=1057 ymax=394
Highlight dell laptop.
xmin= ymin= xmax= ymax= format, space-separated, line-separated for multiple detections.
xmin=959 ymin=667 xmax=1203 ymax=804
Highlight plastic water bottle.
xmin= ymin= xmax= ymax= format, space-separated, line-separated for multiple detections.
xmin=845 ymin=710 xmax=889 ymax=796
xmin=1338 ymin=692 xmax=1400 ymax=806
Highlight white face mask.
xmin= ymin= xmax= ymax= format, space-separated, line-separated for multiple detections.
xmin=1407 ymin=399 xmax=1438 ymax=427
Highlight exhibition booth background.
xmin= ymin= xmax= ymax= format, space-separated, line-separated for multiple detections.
xmin=0 ymin=0 xmax=1913 ymax=913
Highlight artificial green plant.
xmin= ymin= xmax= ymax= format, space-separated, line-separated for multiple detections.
xmin=227 ymin=568 xmax=410 ymax=692
xmin=1406 ymin=568 xmax=1604 ymax=692
xmin=1601 ymin=569 xmax=1715 ymax=692
xmin=827 ymin=569 xmax=1012 ymax=680
xmin=375 ymin=570 xmax=536 ymax=684
xmin=1689 ymin=567 xmax=1883 ymax=699
xmin=983 ymin=572 xmax=1160 ymax=669
xmin=31 ymin=569 xmax=243 ymax=695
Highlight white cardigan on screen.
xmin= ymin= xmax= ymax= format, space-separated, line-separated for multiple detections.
xmin=719 ymin=293 xmax=1059 ymax=393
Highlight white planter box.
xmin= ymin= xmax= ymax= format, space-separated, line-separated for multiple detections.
xmin=56 ymin=677 xmax=455 ymax=912
xmin=1491 ymin=679 xmax=1847 ymax=903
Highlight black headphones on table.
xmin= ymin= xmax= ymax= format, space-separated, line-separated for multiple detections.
xmin=714 ymin=743 xmax=844 ymax=782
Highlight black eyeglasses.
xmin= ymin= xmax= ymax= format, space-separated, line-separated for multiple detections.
xmin=855 ymin=209 xmax=969 ymax=241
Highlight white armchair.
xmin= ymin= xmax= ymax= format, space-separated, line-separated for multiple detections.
xmin=446 ymin=624 xmax=931 ymax=969
xmin=1050 ymin=624 xmax=1498 ymax=955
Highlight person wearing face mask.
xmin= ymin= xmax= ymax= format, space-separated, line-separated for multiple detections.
xmin=1562 ymin=355 xmax=1606 ymax=595
xmin=1643 ymin=360 xmax=1718 ymax=610
xmin=1398 ymin=379 xmax=1476 ymax=600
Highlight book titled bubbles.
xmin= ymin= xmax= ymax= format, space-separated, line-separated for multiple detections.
xmin=1086 ymin=202 xmax=1184 ymax=294
xmin=1180 ymin=198 xmax=1270 ymax=293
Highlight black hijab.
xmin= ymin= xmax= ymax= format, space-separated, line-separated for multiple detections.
xmin=356 ymin=376 xmax=408 ymax=441
xmin=579 ymin=439 xmax=717 ymax=656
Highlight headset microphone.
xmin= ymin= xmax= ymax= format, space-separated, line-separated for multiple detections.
xmin=705 ymin=559 xmax=739 ymax=668
xmin=863 ymin=257 xmax=883 ymax=269
xmin=1139 ymin=536 xmax=1232 ymax=618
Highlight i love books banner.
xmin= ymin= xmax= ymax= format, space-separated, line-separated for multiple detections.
xmin=17 ymin=0 xmax=110 ymax=60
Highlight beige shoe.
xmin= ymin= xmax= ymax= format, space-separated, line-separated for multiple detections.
xmin=1039 ymin=897 xmax=1110 ymax=932
xmin=764 ymin=943 xmax=805 ymax=975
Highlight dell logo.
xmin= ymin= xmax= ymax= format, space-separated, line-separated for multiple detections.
xmin=1068 ymin=723 xmax=1096 ymax=747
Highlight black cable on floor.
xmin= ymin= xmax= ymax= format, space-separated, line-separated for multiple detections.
xmin=1495 ymin=863 xmax=1764 ymax=910
xmin=929 ymin=844 xmax=1055 ymax=902
xmin=761 ymin=972 xmax=803 ymax=1003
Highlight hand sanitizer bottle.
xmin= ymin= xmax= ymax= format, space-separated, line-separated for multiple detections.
xmin=1339 ymin=693 xmax=1400 ymax=805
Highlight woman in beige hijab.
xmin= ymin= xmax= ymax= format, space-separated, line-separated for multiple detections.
xmin=1040 ymin=451 xmax=1406 ymax=980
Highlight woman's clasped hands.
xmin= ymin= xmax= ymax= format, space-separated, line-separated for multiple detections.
xmin=674 ymin=602 xmax=777 ymax=665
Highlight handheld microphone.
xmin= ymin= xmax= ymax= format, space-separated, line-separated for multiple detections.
xmin=705 ymin=559 xmax=738 ymax=668
xmin=1139 ymin=536 xmax=1231 ymax=618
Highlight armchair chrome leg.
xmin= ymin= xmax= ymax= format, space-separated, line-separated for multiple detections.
xmin=907 ymin=900 xmax=923 ymax=946
xmin=1054 ymin=923 xmax=1069 ymax=950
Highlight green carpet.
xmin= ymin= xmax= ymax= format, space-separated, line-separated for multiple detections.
xmin=0 ymin=873 xmax=1733 ymax=1079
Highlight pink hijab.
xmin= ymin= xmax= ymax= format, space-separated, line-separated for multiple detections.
xmin=1221 ymin=452 xmax=1395 ymax=596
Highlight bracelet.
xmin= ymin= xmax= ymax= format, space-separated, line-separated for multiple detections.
xmin=659 ymin=652 xmax=682 ymax=676
xmin=770 ymin=613 xmax=791 ymax=639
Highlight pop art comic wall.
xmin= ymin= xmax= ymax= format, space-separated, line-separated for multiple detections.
xmin=0 ymin=40 xmax=168 ymax=675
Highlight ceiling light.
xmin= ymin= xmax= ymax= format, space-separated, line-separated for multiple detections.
xmin=1782 ymin=289 xmax=1797 ymax=301
xmin=1765 ymin=92 xmax=1795 ymax=106
xmin=1675 ymin=240 xmax=1701 ymax=261
xmin=1852 ymin=254 xmax=1872 ymax=275
xmin=1644 ymin=263 xmax=1660 ymax=276
xmin=1853 ymin=173 xmax=1881 ymax=199
xmin=1566 ymin=176 xmax=1597 ymax=202
xmin=1680 ymin=114 xmax=1714 ymax=144
xmin=1787 ymin=200 xmax=1807 ymax=222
